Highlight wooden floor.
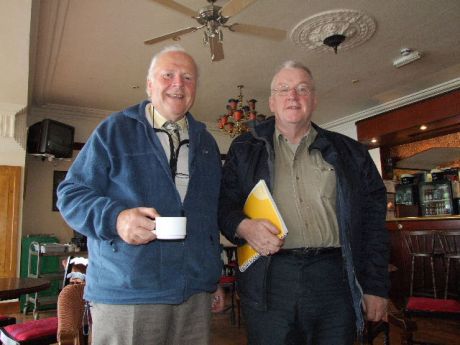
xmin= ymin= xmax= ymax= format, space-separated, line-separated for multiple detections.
xmin=210 ymin=309 xmax=460 ymax=345
xmin=5 ymin=304 xmax=460 ymax=345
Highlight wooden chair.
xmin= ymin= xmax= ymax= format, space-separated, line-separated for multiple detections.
xmin=397 ymin=230 xmax=460 ymax=344
xmin=0 ymin=315 xmax=16 ymax=327
xmin=400 ymin=296 xmax=460 ymax=345
xmin=0 ymin=315 xmax=58 ymax=345
xmin=0 ymin=284 xmax=87 ymax=345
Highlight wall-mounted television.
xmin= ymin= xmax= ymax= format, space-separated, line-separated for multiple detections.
xmin=27 ymin=119 xmax=75 ymax=158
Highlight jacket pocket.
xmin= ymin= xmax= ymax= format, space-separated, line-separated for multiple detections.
xmin=97 ymin=239 xmax=163 ymax=289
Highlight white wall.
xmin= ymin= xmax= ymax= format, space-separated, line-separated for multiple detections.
xmin=0 ymin=138 xmax=26 ymax=166
xmin=324 ymin=119 xmax=382 ymax=175
xmin=0 ymin=0 xmax=32 ymax=106
xmin=21 ymin=106 xmax=107 ymax=244
xmin=0 ymin=1 xmax=32 ymax=273
xmin=22 ymin=154 xmax=75 ymax=243
xmin=205 ymin=123 xmax=234 ymax=154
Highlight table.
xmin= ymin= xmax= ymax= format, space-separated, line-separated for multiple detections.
xmin=0 ymin=277 xmax=51 ymax=301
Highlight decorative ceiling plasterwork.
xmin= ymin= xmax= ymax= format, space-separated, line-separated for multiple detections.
xmin=33 ymin=0 xmax=70 ymax=106
xmin=290 ymin=9 xmax=376 ymax=53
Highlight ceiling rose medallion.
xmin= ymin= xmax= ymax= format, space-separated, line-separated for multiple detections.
xmin=290 ymin=9 xmax=376 ymax=53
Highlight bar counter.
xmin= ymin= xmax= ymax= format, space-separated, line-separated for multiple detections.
xmin=388 ymin=215 xmax=460 ymax=222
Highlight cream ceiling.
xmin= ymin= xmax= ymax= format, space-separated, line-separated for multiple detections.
xmin=29 ymin=0 xmax=460 ymax=127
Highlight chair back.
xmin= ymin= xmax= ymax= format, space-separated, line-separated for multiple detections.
xmin=63 ymin=256 xmax=88 ymax=287
xmin=439 ymin=230 xmax=460 ymax=258
xmin=402 ymin=230 xmax=438 ymax=257
xmin=57 ymin=283 xmax=86 ymax=345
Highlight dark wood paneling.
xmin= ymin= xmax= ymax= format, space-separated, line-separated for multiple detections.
xmin=356 ymin=89 xmax=460 ymax=148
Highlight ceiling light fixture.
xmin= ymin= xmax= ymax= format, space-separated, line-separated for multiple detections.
xmin=290 ymin=9 xmax=376 ymax=54
xmin=217 ymin=85 xmax=266 ymax=137
xmin=323 ymin=34 xmax=346 ymax=54
xmin=371 ymin=138 xmax=378 ymax=144
xmin=420 ymin=125 xmax=427 ymax=130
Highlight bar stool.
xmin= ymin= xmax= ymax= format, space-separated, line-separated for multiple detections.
xmin=219 ymin=245 xmax=241 ymax=326
xmin=439 ymin=230 xmax=460 ymax=299
xmin=402 ymin=230 xmax=442 ymax=298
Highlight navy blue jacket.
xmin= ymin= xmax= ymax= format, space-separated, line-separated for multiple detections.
xmin=57 ymin=100 xmax=222 ymax=304
xmin=218 ymin=117 xmax=389 ymax=330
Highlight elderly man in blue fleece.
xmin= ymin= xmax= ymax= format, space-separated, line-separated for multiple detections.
xmin=57 ymin=45 xmax=224 ymax=345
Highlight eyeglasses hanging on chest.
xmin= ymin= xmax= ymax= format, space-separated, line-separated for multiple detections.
xmin=155 ymin=122 xmax=189 ymax=179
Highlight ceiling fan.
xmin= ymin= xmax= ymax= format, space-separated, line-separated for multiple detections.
xmin=144 ymin=0 xmax=286 ymax=62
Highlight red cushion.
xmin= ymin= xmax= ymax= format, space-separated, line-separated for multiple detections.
xmin=220 ymin=276 xmax=236 ymax=284
xmin=407 ymin=297 xmax=460 ymax=314
xmin=2 ymin=317 xmax=58 ymax=341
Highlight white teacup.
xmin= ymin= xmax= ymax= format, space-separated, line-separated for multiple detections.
xmin=154 ymin=217 xmax=187 ymax=240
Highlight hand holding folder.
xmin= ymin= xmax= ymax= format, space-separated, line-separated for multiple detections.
xmin=237 ymin=180 xmax=288 ymax=272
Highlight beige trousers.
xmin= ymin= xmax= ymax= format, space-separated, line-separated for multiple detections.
xmin=90 ymin=292 xmax=212 ymax=345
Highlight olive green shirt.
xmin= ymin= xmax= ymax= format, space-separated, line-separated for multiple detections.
xmin=272 ymin=126 xmax=340 ymax=249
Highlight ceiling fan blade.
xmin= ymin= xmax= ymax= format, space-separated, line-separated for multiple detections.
xmin=144 ymin=27 xmax=198 ymax=45
xmin=209 ymin=36 xmax=224 ymax=62
xmin=221 ymin=0 xmax=258 ymax=18
xmin=229 ymin=23 xmax=286 ymax=41
xmin=151 ymin=0 xmax=197 ymax=17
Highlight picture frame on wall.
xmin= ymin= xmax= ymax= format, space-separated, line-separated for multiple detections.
xmin=52 ymin=170 xmax=67 ymax=211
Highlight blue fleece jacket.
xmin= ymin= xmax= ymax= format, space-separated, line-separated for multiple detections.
xmin=57 ymin=100 xmax=222 ymax=304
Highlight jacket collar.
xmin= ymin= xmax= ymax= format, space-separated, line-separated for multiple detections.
xmin=251 ymin=116 xmax=276 ymax=147
xmin=251 ymin=117 xmax=329 ymax=150
xmin=122 ymin=100 xmax=206 ymax=135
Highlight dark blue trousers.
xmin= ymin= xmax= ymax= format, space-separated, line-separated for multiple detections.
xmin=242 ymin=249 xmax=356 ymax=345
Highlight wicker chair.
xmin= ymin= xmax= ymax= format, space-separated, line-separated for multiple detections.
xmin=57 ymin=283 xmax=87 ymax=345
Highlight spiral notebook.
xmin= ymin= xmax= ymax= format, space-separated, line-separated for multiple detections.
xmin=237 ymin=180 xmax=288 ymax=272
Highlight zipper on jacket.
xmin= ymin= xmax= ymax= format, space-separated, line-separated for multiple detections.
xmin=109 ymin=240 xmax=118 ymax=252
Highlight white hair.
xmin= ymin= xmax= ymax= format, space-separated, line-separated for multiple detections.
xmin=270 ymin=60 xmax=315 ymax=92
xmin=145 ymin=44 xmax=198 ymax=97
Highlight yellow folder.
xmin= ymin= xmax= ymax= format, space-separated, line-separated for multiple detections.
xmin=237 ymin=180 xmax=288 ymax=272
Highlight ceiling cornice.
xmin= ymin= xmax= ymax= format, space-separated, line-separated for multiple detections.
xmin=31 ymin=103 xmax=114 ymax=120
xmin=31 ymin=79 xmax=460 ymax=135
xmin=323 ymin=78 xmax=460 ymax=130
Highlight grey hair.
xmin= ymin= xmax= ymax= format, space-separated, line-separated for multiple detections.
xmin=270 ymin=60 xmax=315 ymax=92
xmin=145 ymin=44 xmax=199 ymax=97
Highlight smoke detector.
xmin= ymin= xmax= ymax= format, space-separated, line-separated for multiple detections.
xmin=392 ymin=48 xmax=422 ymax=68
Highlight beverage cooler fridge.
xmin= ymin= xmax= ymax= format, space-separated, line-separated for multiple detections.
xmin=395 ymin=184 xmax=419 ymax=217
xmin=395 ymin=184 xmax=419 ymax=205
xmin=418 ymin=181 xmax=454 ymax=216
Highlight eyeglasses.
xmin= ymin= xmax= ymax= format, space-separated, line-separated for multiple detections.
xmin=271 ymin=83 xmax=313 ymax=96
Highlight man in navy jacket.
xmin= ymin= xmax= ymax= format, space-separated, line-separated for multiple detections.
xmin=58 ymin=45 xmax=223 ymax=345
xmin=219 ymin=61 xmax=389 ymax=344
